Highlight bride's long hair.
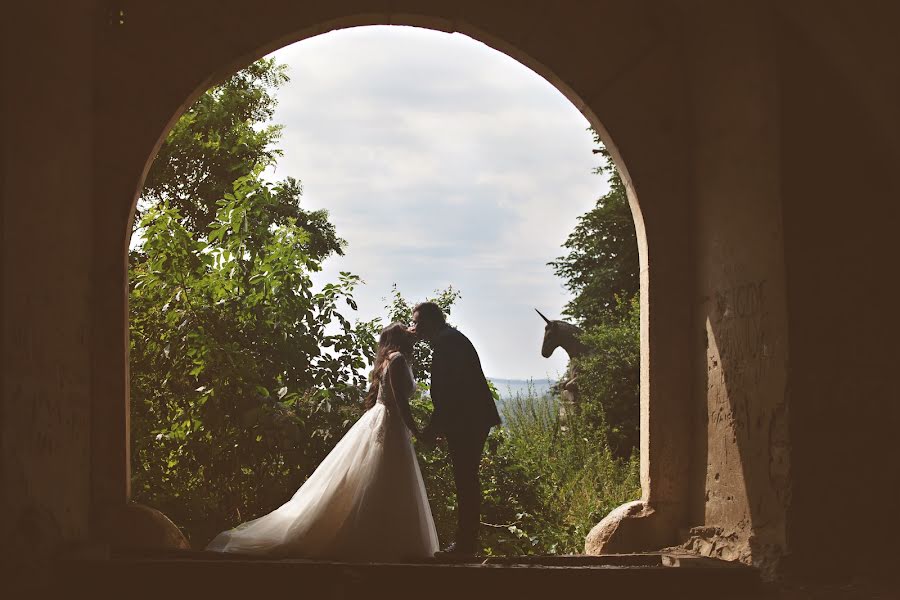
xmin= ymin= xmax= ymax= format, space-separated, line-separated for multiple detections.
xmin=364 ymin=322 xmax=415 ymax=409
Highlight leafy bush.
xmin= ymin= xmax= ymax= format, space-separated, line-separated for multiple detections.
xmin=410 ymin=383 xmax=640 ymax=555
xmin=130 ymin=171 xmax=378 ymax=546
xmin=573 ymin=295 xmax=641 ymax=458
xmin=548 ymin=136 xmax=638 ymax=328
xmin=550 ymin=134 xmax=641 ymax=459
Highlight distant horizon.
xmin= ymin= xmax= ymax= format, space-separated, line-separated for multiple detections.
xmin=488 ymin=377 xmax=556 ymax=411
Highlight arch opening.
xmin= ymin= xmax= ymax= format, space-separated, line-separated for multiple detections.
xmin=92 ymin=9 xmax=691 ymax=560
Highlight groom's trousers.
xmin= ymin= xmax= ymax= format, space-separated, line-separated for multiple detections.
xmin=446 ymin=427 xmax=491 ymax=551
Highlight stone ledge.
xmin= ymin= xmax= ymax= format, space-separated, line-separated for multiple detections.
xmin=48 ymin=550 xmax=761 ymax=599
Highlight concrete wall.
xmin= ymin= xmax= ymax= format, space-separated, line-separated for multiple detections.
xmin=778 ymin=2 xmax=900 ymax=577
xmin=683 ymin=3 xmax=791 ymax=578
xmin=1 ymin=0 xmax=898 ymax=583
xmin=1 ymin=0 xmax=97 ymax=569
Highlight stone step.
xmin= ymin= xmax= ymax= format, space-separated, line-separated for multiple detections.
xmin=49 ymin=549 xmax=761 ymax=599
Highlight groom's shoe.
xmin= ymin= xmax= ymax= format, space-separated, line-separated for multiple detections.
xmin=435 ymin=542 xmax=476 ymax=559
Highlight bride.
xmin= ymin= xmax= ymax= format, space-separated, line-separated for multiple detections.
xmin=206 ymin=323 xmax=439 ymax=561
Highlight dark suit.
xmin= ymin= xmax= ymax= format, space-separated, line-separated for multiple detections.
xmin=426 ymin=326 xmax=501 ymax=551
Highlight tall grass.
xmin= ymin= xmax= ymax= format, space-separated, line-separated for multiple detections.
xmin=474 ymin=384 xmax=640 ymax=554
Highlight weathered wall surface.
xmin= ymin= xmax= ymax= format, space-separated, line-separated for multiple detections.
xmin=679 ymin=1 xmax=900 ymax=579
xmin=778 ymin=2 xmax=900 ymax=577
xmin=1 ymin=0 xmax=898 ymax=584
xmin=684 ymin=3 xmax=791 ymax=578
xmin=1 ymin=0 xmax=97 ymax=571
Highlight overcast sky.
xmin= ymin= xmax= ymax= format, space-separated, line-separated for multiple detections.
xmin=266 ymin=26 xmax=607 ymax=380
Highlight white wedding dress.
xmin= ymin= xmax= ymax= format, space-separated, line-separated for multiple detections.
xmin=206 ymin=353 xmax=439 ymax=561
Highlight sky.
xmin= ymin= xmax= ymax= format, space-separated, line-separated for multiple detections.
xmin=265 ymin=26 xmax=607 ymax=380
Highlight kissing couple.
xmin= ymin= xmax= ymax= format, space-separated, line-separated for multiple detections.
xmin=206 ymin=302 xmax=502 ymax=560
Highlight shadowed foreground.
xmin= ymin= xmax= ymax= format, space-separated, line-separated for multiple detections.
xmin=51 ymin=549 xmax=761 ymax=599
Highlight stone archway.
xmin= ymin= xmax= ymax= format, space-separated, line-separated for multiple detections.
xmin=90 ymin=2 xmax=694 ymax=554
xmin=17 ymin=1 xmax=900 ymax=585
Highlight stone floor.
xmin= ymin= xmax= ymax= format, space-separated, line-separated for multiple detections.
xmin=44 ymin=548 xmax=763 ymax=599
xmin=14 ymin=547 xmax=895 ymax=599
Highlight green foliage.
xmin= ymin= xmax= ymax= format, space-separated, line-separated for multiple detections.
xmin=549 ymin=131 xmax=639 ymax=328
xmin=139 ymin=58 xmax=341 ymax=259
xmin=379 ymin=287 xmax=636 ymax=554
xmin=141 ymin=58 xmax=286 ymax=233
xmin=573 ymin=296 xmax=641 ymax=458
xmin=130 ymin=171 xmax=379 ymax=545
xmin=375 ymin=289 xmax=637 ymax=555
xmin=409 ymin=384 xmax=640 ymax=555
xmin=494 ymin=389 xmax=640 ymax=553
xmin=549 ymin=130 xmax=641 ymax=458
xmin=131 ymin=58 xmax=376 ymax=545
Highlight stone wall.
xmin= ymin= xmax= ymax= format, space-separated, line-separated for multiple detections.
xmin=1 ymin=0 xmax=97 ymax=570
xmin=778 ymin=2 xmax=900 ymax=577
xmin=1 ymin=0 xmax=898 ymax=583
xmin=684 ymin=3 xmax=791 ymax=578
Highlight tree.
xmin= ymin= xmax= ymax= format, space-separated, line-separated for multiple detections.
xmin=574 ymin=295 xmax=640 ymax=456
xmin=549 ymin=131 xmax=638 ymax=328
xmin=138 ymin=58 xmax=341 ymax=258
xmin=130 ymin=58 xmax=372 ymax=545
xmin=549 ymin=130 xmax=641 ymax=458
xmin=130 ymin=171 xmax=378 ymax=544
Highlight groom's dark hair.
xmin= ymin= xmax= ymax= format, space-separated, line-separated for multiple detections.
xmin=413 ymin=301 xmax=445 ymax=325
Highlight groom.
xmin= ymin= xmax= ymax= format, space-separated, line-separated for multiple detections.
xmin=411 ymin=302 xmax=501 ymax=556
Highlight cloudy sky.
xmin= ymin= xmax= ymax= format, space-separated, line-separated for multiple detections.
xmin=266 ymin=26 xmax=607 ymax=380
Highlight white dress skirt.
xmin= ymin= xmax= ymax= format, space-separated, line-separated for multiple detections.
xmin=205 ymin=354 xmax=439 ymax=561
